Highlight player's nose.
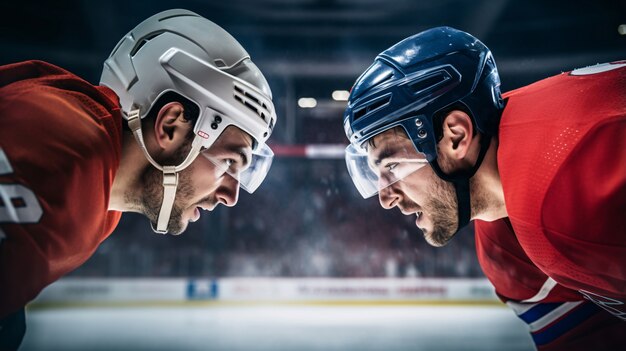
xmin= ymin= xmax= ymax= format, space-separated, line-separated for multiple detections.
xmin=378 ymin=186 xmax=400 ymax=210
xmin=216 ymin=175 xmax=240 ymax=207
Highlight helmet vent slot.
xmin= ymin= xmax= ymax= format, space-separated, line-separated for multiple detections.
xmin=353 ymin=95 xmax=391 ymax=121
xmin=130 ymin=32 xmax=163 ymax=57
xmin=233 ymin=83 xmax=270 ymax=122
xmin=214 ymin=59 xmax=227 ymax=68
xmin=407 ymin=72 xmax=450 ymax=96
xmin=158 ymin=13 xmax=197 ymax=22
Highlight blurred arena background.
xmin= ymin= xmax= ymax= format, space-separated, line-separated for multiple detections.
xmin=1 ymin=0 xmax=625 ymax=350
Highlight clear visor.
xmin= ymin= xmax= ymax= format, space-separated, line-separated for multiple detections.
xmin=345 ymin=132 xmax=429 ymax=198
xmin=200 ymin=143 xmax=274 ymax=193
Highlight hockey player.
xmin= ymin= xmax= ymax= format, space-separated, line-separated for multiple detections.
xmin=342 ymin=26 xmax=625 ymax=349
xmin=0 ymin=9 xmax=276 ymax=349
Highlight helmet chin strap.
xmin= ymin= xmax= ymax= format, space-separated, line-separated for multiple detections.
xmin=127 ymin=109 xmax=203 ymax=234
xmin=428 ymin=134 xmax=491 ymax=234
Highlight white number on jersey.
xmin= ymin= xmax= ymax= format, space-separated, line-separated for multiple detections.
xmin=0 ymin=148 xmax=43 ymax=224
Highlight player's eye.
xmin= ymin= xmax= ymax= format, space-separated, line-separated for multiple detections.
xmin=225 ymin=158 xmax=244 ymax=174
xmin=385 ymin=162 xmax=399 ymax=173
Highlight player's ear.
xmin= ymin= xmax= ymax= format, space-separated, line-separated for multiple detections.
xmin=153 ymin=102 xmax=192 ymax=153
xmin=439 ymin=110 xmax=474 ymax=161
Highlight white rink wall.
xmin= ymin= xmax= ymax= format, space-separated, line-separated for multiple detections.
xmin=32 ymin=278 xmax=499 ymax=305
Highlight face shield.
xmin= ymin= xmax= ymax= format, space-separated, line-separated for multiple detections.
xmin=345 ymin=129 xmax=429 ymax=198
xmin=200 ymin=142 xmax=274 ymax=194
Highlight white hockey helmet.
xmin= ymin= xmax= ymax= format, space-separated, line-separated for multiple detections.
xmin=100 ymin=9 xmax=277 ymax=234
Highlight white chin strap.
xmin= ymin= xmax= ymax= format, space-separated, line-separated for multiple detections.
xmin=127 ymin=109 xmax=202 ymax=234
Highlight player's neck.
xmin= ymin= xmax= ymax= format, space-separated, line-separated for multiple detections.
xmin=470 ymin=136 xmax=507 ymax=222
xmin=109 ymin=131 xmax=151 ymax=212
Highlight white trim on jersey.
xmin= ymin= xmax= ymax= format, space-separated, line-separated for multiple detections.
xmin=506 ymin=300 xmax=537 ymax=315
xmin=522 ymin=277 xmax=558 ymax=303
xmin=0 ymin=148 xmax=14 ymax=175
xmin=527 ymin=301 xmax=584 ymax=332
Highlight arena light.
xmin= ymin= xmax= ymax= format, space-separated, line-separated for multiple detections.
xmin=298 ymin=97 xmax=317 ymax=108
xmin=619 ymin=24 xmax=626 ymax=35
xmin=332 ymin=90 xmax=350 ymax=101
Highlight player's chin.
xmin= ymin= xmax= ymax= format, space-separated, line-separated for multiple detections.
xmin=424 ymin=233 xmax=447 ymax=247
xmin=420 ymin=211 xmax=457 ymax=247
xmin=423 ymin=226 xmax=455 ymax=247
xmin=155 ymin=213 xmax=189 ymax=236
xmin=168 ymin=219 xmax=189 ymax=236
xmin=417 ymin=219 xmax=439 ymax=246
xmin=165 ymin=205 xmax=198 ymax=235
xmin=147 ymin=219 xmax=187 ymax=236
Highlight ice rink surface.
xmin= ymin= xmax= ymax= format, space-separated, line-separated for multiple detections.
xmin=21 ymin=304 xmax=535 ymax=351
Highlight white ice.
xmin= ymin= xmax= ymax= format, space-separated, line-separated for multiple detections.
xmin=21 ymin=305 xmax=535 ymax=351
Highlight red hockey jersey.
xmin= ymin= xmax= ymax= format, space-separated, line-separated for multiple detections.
xmin=476 ymin=219 xmax=625 ymax=350
xmin=497 ymin=62 xmax=626 ymax=317
xmin=0 ymin=61 xmax=123 ymax=317
xmin=472 ymin=62 xmax=626 ymax=349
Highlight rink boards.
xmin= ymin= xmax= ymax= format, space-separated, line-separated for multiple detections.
xmin=31 ymin=278 xmax=500 ymax=307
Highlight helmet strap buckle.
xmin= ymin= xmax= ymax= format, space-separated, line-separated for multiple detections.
xmin=155 ymin=167 xmax=179 ymax=234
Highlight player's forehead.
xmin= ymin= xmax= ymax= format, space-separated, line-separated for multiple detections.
xmin=366 ymin=128 xmax=410 ymax=157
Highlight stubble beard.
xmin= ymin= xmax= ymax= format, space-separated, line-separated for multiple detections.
xmin=141 ymin=166 xmax=194 ymax=235
xmin=422 ymin=168 xmax=485 ymax=247
xmin=132 ymin=137 xmax=196 ymax=235
xmin=421 ymin=174 xmax=458 ymax=247
xmin=420 ymin=148 xmax=461 ymax=247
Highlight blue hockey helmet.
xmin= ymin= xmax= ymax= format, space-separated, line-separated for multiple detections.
xmin=344 ymin=26 xmax=504 ymax=199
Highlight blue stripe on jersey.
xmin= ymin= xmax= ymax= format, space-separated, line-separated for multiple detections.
xmin=518 ymin=302 xmax=562 ymax=324
xmin=532 ymin=302 xmax=600 ymax=346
